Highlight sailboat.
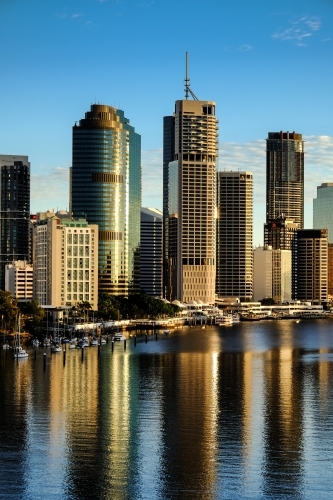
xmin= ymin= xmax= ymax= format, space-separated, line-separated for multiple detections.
xmin=13 ymin=315 xmax=29 ymax=359
xmin=113 ymin=312 xmax=125 ymax=341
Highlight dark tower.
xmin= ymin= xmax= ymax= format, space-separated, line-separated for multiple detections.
xmin=0 ymin=155 xmax=30 ymax=290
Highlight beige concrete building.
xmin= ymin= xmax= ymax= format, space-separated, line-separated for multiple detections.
xmin=5 ymin=260 xmax=33 ymax=302
xmin=32 ymin=215 xmax=98 ymax=309
xmin=164 ymin=96 xmax=218 ymax=304
xmin=253 ymin=246 xmax=291 ymax=304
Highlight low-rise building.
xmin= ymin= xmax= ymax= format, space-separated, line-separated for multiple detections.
xmin=5 ymin=260 xmax=33 ymax=302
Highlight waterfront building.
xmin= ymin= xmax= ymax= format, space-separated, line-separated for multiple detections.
xmin=216 ymin=171 xmax=253 ymax=301
xmin=5 ymin=260 xmax=33 ymax=302
xmin=140 ymin=208 xmax=163 ymax=297
xmin=71 ymin=104 xmax=141 ymax=296
xmin=266 ymin=132 xmax=304 ymax=228
xmin=313 ymin=183 xmax=333 ymax=242
xmin=32 ymin=214 xmax=98 ymax=309
xmin=253 ymin=246 xmax=272 ymax=302
xmin=253 ymin=246 xmax=291 ymax=304
xmin=0 ymin=155 xmax=30 ymax=290
xmin=163 ymin=54 xmax=218 ymax=304
xmin=293 ymin=229 xmax=328 ymax=305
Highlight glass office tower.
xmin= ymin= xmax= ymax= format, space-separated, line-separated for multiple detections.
xmin=72 ymin=104 xmax=141 ymax=296
xmin=0 ymin=155 xmax=30 ymax=290
xmin=313 ymin=183 xmax=333 ymax=243
xmin=266 ymin=131 xmax=304 ymax=228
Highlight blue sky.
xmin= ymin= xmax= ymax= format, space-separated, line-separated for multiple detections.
xmin=1 ymin=0 xmax=333 ymax=245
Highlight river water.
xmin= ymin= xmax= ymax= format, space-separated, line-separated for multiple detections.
xmin=1 ymin=319 xmax=333 ymax=500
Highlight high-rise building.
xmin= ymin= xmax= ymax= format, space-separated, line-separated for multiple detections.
xmin=140 ymin=208 xmax=163 ymax=297
xmin=32 ymin=214 xmax=98 ymax=309
xmin=264 ymin=216 xmax=298 ymax=251
xmin=163 ymin=55 xmax=218 ymax=304
xmin=266 ymin=132 xmax=304 ymax=228
xmin=0 ymin=155 xmax=30 ymax=290
xmin=216 ymin=171 xmax=253 ymax=301
xmin=293 ymin=229 xmax=328 ymax=305
xmin=313 ymin=183 xmax=333 ymax=243
xmin=71 ymin=104 xmax=141 ymax=296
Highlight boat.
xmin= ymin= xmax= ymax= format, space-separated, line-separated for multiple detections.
xmin=113 ymin=332 xmax=126 ymax=342
xmin=100 ymin=337 xmax=107 ymax=345
xmin=69 ymin=341 xmax=76 ymax=349
xmin=2 ymin=341 xmax=11 ymax=350
xmin=163 ymin=329 xmax=171 ymax=334
xmin=219 ymin=315 xmax=233 ymax=326
xmin=232 ymin=314 xmax=241 ymax=324
xmin=90 ymin=337 xmax=98 ymax=346
xmin=13 ymin=316 xmax=29 ymax=359
xmin=51 ymin=342 xmax=62 ymax=353
xmin=32 ymin=338 xmax=40 ymax=347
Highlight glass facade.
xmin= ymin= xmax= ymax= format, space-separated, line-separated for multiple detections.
xmin=0 ymin=156 xmax=30 ymax=290
xmin=266 ymin=132 xmax=304 ymax=228
xmin=72 ymin=105 xmax=141 ymax=296
xmin=313 ymin=183 xmax=333 ymax=244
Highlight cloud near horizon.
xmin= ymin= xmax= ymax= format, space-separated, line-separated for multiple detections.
xmin=31 ymin=135 xmax=333 ymax=220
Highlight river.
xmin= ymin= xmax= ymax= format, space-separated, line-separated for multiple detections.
xmin=1 ymin=319 xmax=333 ymax=499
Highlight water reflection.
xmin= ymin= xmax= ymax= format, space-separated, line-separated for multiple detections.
xmin=1 ymin=321 xmax=333 ymax=499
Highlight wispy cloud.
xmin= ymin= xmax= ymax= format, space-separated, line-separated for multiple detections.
xmin=141 ymin=135 xmax=333 ymax=211
xmin=238 ymin=44 xmax=253 ymax=52
xmin=31 ymin=166 xmax=69 ymax=213
xmin=272 ymin=15 xmax=321 ymax=45
xmin=31 ymin=135 xmax=333 ymax=235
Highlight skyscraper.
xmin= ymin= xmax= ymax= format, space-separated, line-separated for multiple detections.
xmin=266 ymin=131 xmax=304 ymax=228
xmin=71 ymin=104 xmax=141 ymax=296
xmin=293 ymin=229 xmax=328 ymax=305
xmin=140 ymin=207 xmax=163 ymax=297
xmin=216 ymin=171 xmax=253 ymax=300
xmin=0 ymin=155 xmax=30 ymax=290
xmin=313 ymin=182 xmax=333 ymax=242
xmin=163 ymin=54 xmax=218 ymax=304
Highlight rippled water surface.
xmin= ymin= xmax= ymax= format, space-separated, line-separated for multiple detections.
xmin=1 ymin=320 xmax=333 ymax=499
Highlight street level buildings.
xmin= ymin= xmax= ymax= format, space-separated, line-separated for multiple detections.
xmin=32 ymin=214 xmax=98 ymax=309
xmin=163 ymin=63 xmax=218 ymax=304
xmin=71 ymin=104 xmax=141 ymax=296
xmin=0 ymin=155 xmax=30 ymax=290
xmin=216 ymin=171 xmax=253 ymax=301
xmin=140 ymin=208 xmax=163 ymax=297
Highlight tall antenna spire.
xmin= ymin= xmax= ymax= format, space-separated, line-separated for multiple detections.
xmin=184 ymin=52 xmax=198 ymax=101
xmin=185 ymin=52 xmax=190 ymax=100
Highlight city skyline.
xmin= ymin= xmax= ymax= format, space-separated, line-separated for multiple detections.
xmin=1 ymin=0 xmax=333 ymax=246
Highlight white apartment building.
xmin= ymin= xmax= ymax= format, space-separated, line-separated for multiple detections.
xmin=5 ymin=260 xmax=33 ymax=301
xmin=32 ymin=216 xmax=98 ymax=309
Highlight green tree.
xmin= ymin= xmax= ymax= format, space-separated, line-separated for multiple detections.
xmin=260 ymin=298 xmax=276 ymax=306
xmin=19 ymin=299 xmax=45 ymax=334
xmin=0 ymin=290 xmax=19 ymax=332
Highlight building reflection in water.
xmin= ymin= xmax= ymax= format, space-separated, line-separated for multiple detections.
xmin=1 ymin=321 xmax=333 ymax=499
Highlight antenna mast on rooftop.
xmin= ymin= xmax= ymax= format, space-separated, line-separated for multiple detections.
xmin=184 ymin=52 xmax=198 ymax=101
